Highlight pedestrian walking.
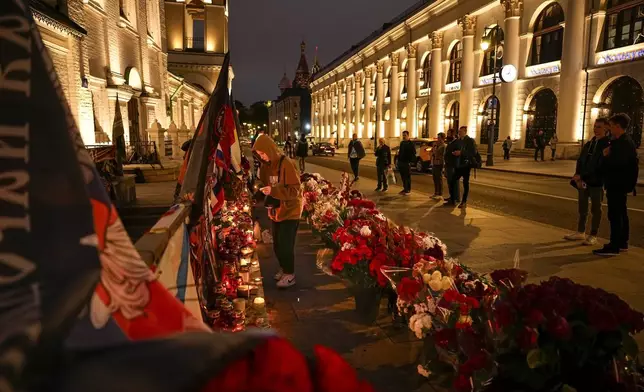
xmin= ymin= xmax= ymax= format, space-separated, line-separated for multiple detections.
xmin=447 ymin=126 xmax=480 ymax=209
xmin=347 ymin=133 xmax=366 ymax=181
xmin=565 ymin=118 xmax=610 ymax=246
xmin=284 ymin=136 xmax=294 ymax=158
xmin=594 ymin=113 xmax=639 ymax=256
xmin=375 ymin=137 xmax=391 ymax=192
xmin=550 ymin=133 xmax=559 ymax=161
xmin=534 ymin=130 xmax=546 ymax=162
xmin=502 ymin=136 xmax=512 ymax=160
xmin=252 ymin=134 xmax=303 ymax=288
xmin=397 ymin=130 xmax=416 ymax=195
xmin=431 ymin=132 xmax=446 ymax=200
xmin=295 ymin=134 xmax=308 ymax=172
xmin=444 ymin=130 xmax=461 ymax=206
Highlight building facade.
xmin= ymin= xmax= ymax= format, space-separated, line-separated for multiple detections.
xmin=32 ymin=0 xmax=228 ymax=151
xmin=268 ymin=42 xmax=313 ymax=143
xmin=310 ymin=0 xmax=644 ymax=155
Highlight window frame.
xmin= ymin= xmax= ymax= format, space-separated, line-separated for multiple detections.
xmin=448 ymin=42 xmax=463 ymax=84
xmin=530 ymin=3 xmax=565 ymax=65
xmin=421 ymin=54 xmax=431 ymax=89
xmin=603 ymin=0 xmax=644 ymax=50
xmin=481 ymin=26 xmax=504 ymax=76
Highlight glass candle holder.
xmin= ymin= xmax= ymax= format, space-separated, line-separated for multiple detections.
xmin=253 ymin=297 xmax=265 ymax=311
xmin=237 ymin=285 xmax=250 ymax=298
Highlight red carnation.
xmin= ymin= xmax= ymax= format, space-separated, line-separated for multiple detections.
xmin=397 ymin=277 xmax=422 ymax=302
xmin=516 ymin=326 xmax=538 ymax=350
xmin=432 ymin=328 xmax=456 ymax=348
xmin=494 ymin=302 xmax=516 ymax=329
xmin=547 ymin=316 xmax=571 ymax=340
xmin=453 ymin=373 xmax=472 ymax=392
xmin=525 ymin=309 xmax=545 ymax=327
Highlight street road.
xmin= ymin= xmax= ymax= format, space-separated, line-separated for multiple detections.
xmin=304 ymin=154 xmax=644 ymax=247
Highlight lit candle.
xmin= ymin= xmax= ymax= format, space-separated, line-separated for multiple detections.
xmin=233 ymin=298 xmax=246 ymax=312
xmin=253 ymin=277 xmax=262 ymax=285
xmin=240 ymin=258 xmax=251 ymax=267
xmin=237 ymin=285 xmax=250 ymax=298
xmin=253 ymin=297 xmax=265 ymax=310
xmin=251 ymin=260 xmax=259 ymax=268
xmin=241 ymin=247 xmax=254 ymax=256
xmin=243 ymin=205 xmax=250 ymax=213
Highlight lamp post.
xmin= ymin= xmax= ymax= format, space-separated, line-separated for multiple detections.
xmin=480 ymin=25 xmax=502 ymax=167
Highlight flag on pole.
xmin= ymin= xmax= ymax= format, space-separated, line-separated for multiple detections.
xmin=112 ymin=95 xmax=126 ymax=174
xmin=230 ymin=93 xmax=243 ymax=173
xmin=0 ymin=1 xmax=207 ymax=388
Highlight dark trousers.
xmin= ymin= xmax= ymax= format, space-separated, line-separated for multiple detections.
xmin=445 ymin=166 xmax=460 ymax=203
xmin=298 ymin=157 xmax=306 ymax=172
xmin=350 ymin=158 xmax=360 ymax=179
xmin=578 ymin=186 xmax=603 ymax=236
xmin=272 ymin=219 xmax=300 ymax=274
xmin=432 ymin=164 xmax=444 ymax=196
xmin=454 ymin=167 xmax=471 ymax=203
xmin=606 ymin=189 xmax=629 ymax=248
xmin=503 ymin=148 xmax=510 ymax=160
xmin=376 ymin=163 xmax=388 ymax=189
xmin=551 ymin=148 xmax=557 ymax=160
xmin=534 ymin=147 xmax=545 ymax=161
xmin=398 ymin=163 xmax=411 ymax=192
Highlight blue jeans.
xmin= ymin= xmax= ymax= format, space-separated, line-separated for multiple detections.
xmin=445 ymin=166 xmax=460 ymax=203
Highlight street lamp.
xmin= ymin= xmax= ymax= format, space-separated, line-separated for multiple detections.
xmin=481 ymin=25 xmax=502 ymax=167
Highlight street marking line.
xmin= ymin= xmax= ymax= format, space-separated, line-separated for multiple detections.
xmin=471 ymin=180 xmax=644 ymax=213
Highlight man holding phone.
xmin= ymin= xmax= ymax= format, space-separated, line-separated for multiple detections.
xmin=253 ymin=135 xmax=303 ymax=288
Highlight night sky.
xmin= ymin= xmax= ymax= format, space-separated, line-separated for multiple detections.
xmin=229 ymin=0 xmax=419 ymax=105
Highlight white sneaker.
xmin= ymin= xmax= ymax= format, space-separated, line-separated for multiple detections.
xmin=564 ymin=232 xmax=585 ymax=241
xmin=583 ymin=236 xmax=598 ymax=246
xmin=277 ymin=274 xmax=296 ymax=288
xmin=273 ymin=269 xmax=284 ymax=281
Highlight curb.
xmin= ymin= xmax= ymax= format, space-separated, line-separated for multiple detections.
xmin=478 ymin=166 xmax=644 ymax=188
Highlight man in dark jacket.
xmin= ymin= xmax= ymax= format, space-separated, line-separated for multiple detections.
xmin=594 ymin=114 xmax=639 ymax=256
xmin=444 ymin=132 xmax=461 ymax=205
xmin=296 ymin=134 xmax=308 ymax=172
xmin=375 ymin=137 xmax=392 ymax=192
xmin=397 ymin=130 xmax=416 ymax=195
xmin=449 ymin=126 xmax=478 ymax=209
xmin=565 ymin=118 xmax=610 ymax=245
xmin=534 ymin=130 xmax=546 ymax=162
xmin=347 ymin=133 xmax=366 ymax=181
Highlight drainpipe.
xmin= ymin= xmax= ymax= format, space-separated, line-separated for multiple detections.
xmin=581 ymin=1 xmax=595 ymax=148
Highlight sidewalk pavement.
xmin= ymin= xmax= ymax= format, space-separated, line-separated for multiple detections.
xmin=333 ymin=148 xmax=644 ymax=185
xmin=257 ymin=163 xmax=644 ymax=391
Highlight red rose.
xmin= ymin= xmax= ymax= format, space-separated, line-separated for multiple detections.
xmin=490 ymin=269 xmax=528 ymax=287
xmin=547 ymin=316 xmax=571 ymax=340
xmin=525 ymin=309 xmax=545 ymax=327
xmin=494 ymin=302 xmax=515 ymax=329
xmin=516 ymin=326 xmax=538 ymax=350
xmin=397 ymin=277 xmax=422 ymax=302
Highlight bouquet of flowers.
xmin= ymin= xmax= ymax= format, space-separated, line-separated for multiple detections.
xmin=486 ymin=270 xmax=644 ymax=392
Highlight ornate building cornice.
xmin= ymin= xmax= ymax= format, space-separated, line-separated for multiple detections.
xmin=431 ymin=31 xmax=444 ymax=49
xmin=168 ymin=63 xmax=223 ymax=72
xmin=31 ymin=7 xmax=86 ymax=38
xmin=364 ymin=67 xmax=373 ymax=79
xmin=501 ymin=0 xmax=524 ymax=19
xmin=390 ymin=52 xmax=400 ymax=67
xmin=354 ymin=72 xmax=363 ymax=84
xmin=458 ymin=15 xmax=477 ymax=36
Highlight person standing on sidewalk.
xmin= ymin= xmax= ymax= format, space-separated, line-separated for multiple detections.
xmin=565 ymin=118 xmax=610 ymax=246
xmin=534 ymin=130 xmax=546 ymax=162
xmin=252 ymin=134 xmax=303 ymax=288
xmin=347 ymin=133 xmax=365 ymax=181
xmin=594 ymin=114 xmax=639 ymax=256
xmin=431 ymin=132 xmax=446 ymax=200
xmin=502 ymin=136 xmax=512 ymax=160
xmin=397 ymin=130 xmax=416 ymax=195
xmin=295 ymin=134 xmax=308 ymax=172
xmin=444 ymin=131 xmax=461 ymax=206
xmin=449 ymin=126 xmax=479 ymax=209
xmin=549 ymin=133 xmax=559 ymax=161
xmin=375 ymin=137 xmax=391 ymax=192
xmin=284 ymin=136 xmax=294 ymax=158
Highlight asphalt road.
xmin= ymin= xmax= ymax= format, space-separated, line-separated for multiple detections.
xmin=304 ymin=154 xmax=644 ymax=248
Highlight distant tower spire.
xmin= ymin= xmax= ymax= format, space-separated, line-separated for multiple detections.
xmin=293 ymin=40 xmax=311 ymax=89
xmin=311 ymin=46 xmax=321 ymax=75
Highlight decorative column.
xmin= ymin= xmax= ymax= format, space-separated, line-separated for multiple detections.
xmin=168 ymin=121 xmax=181 ymax=158
xmin=346 ymin=77 xmax=354 ymax=139
xmin=325 ymin=88 xmax=332 ymax=139
xmin=364 ymin=67 xmax=374 ymax=139
xmin=429 ymin=32 xmax=444 ymax=137
xmin=557 ymin=0 xmax=585 ymax=145
xmin=354 ymin=72 xmax=363 ymax=138
xmin=458 ymin=15 xmax=477 ymax=132
xmin=406 ymin=44 xmax=418 ymax=138
xmin=390 ymin=52 xmax=400 ymax=139
xmin=176 ymin=95 xmax=186 ymax=129
xmin=376 ymin=61 xmax=385 ymax=138
xmin=338 ymin=81 xmax=345 ymax=139
xmin=330 ymin=86 xmax=336 ymax=140
xmin=500 ymin=0 xmax=522 ymax=142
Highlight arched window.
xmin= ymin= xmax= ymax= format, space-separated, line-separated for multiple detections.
xmin=401 ymin=60 xmax=408 ymax=95
xmin=480 ymin=96 xmax=501 ymax=144
xmin=531 ymin=3 xmax=565 ymax=65
xmin=601 ymin=76 xmax=643 ymax=147
xmin=372 ymin=78 xmax=377 ymax=104
xmin=446 ymin=101 xmax=460 ymax=131
xmin=448 ymin=42 xmax=463 ymax=84
xmin=526 ymin=88 xmax=558 ymax=148
xmin=420 ymin=105 xmax=429 ymax=138
xmin=481 ymin=26 xmax=504 ymax=75
xmin=604 ymin=0 xmax=644 ymax=50
xmin=421 ymin=54 xmax=431 ymax=89
xmin=386 ymin=68 xmax=392 ymax=98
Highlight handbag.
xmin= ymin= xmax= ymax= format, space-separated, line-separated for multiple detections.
xmin=387 ymin=169 xmax=397 ymax=184
xmin=264 ymin=156 xmax=285 ymax=209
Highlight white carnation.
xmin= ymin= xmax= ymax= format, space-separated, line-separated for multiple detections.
xmin=359 ymin=226 xmax=372 ymax=237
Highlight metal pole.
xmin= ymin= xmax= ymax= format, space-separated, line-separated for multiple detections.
xmin=486 ymin=27 xmax=497 ymax=167
xmin=581 ymin=3 xmax=595 ymax=147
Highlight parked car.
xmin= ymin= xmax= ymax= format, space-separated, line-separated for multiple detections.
xmin=393 ymin=138 xmax=437 ymax=172
xmin=312 ymin=142 xmax=336 ymax=156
